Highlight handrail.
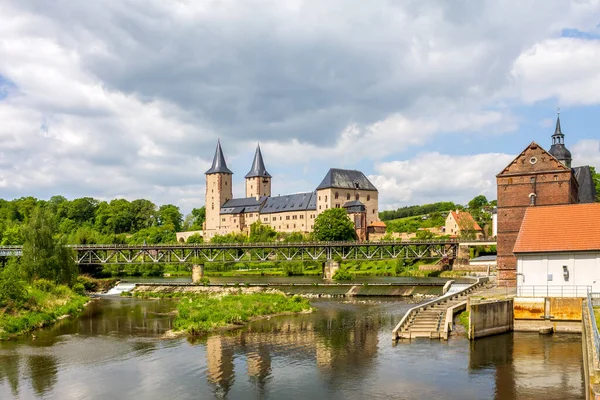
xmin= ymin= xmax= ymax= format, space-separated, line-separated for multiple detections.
xmin=392 ymin=276 xmax=487 ymax=340
xmin=0 ymin=238 xmax=497 ymax=250
xmin=517 ymin=285 xmax=591 ymax=298
xmin=588 ymin=293 xmax=600 ymax=359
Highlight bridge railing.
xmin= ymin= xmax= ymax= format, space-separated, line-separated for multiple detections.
xmin=392 ymin=276 xmax=488 ymax=341
xmin=517 ymin=285 xmax=591 ymax=298
xmin=588 ymin=293 xmax=600 ymax=360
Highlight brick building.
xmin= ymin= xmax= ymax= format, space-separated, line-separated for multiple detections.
xmin=496 ymin=115 xmax=597 ymax=287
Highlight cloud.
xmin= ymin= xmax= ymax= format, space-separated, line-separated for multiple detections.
xmin=0 ymin=1 xmax=599 ymax=214
xmin=371 ymin=152 xmax=514 ymax=209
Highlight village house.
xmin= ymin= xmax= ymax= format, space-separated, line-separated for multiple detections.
xmin=513 ymin=203 xmax=600 ymax=296
xmin=444 ymin=210 xmax=483 ymax=239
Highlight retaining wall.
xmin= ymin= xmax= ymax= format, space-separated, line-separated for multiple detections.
xmin=468 ymin=299 xmax=514 ymax=339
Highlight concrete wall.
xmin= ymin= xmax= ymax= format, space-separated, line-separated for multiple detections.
xmin=468 ymin=299 xmax=514 ymax=339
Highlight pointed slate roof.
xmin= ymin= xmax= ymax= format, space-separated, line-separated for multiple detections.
xmin=205 ymin=140 xmax=233 ymax=175
xmin=245 ymin=144 xmax=271 ymax=178
xmin=549 ymin=115 xmax=571 ymax=165
xmin=316 ymin=168 xmax=377 ymax=191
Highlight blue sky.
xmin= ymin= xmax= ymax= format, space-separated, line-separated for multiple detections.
xmin=0 ymin=1 xmax=599 ymax=215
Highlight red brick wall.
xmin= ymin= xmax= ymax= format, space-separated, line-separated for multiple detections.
xmin=496 ymin=143 xmax=576 ymax=287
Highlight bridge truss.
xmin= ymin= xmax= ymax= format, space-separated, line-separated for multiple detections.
xmin=0 ymin=241 xmax=466 ymax=265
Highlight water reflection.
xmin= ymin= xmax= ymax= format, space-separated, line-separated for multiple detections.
xmin=0 ymin=297 xmax=586 ymax=399
xmin=470 ymin=333 xmax=583 ymax=400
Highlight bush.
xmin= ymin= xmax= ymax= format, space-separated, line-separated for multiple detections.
xmin=332 ymin=269 xmax=353 ymax=281
xmin=72 ymin=283 xmax=86 ymax=296
xmin=33 ymin=278 xmax=56 ymax=293
xmin=0 ymin=263 xmax=28 ymax=310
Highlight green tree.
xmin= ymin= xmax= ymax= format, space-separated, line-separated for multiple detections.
xmin=468 ymin=195 xmax=488 ymax=211
xmin=21 ymin=207 xmax=78 ymax=285
xmin=249 ymin=221 xmax=277 ymax=242
xmin=0 ymin=259 xmax=27 ymax=310
xmin=186 ymin=233 xmax=204 ymax=244
xmin=590 ymin=166 xmax=600 ymax=202
xmin=67 ymin=197 xmax=98 ymax=224
xmin=313 ymin=208 xmax=357 ymax=241
xmin=414 ymin=229 xmax=435 ymax=240
xmin=157 ymin=204 xmax=183 ymax=232
xmin=130 ymin=199 xmax=157 ymax=231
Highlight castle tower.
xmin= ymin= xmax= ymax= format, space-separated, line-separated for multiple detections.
xmin=548 ymin=113 xmax=572 ymax=168
xmin=205 ymin=140 xmax=233 ymax=234
xmin=245 ymin=144 xmax=271 ymax=199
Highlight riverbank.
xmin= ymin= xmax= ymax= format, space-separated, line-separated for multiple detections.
xmin=131 ymin=290 xmax=312 ymax=336
xmin=0 ymin=283 xmax=88 ymax=340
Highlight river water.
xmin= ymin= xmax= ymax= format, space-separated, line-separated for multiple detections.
xmin=0 ymin=294 xmax=584 ymax=399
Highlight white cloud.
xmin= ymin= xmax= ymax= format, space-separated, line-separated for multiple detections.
xmin=371 ymin=152 xmax=515 ymax=209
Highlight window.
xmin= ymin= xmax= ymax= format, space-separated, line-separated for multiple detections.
xmin=367 ymin=195 xmax=370 ymax=201
xmin=346 ymin=193 xmax=350 ymax=200
xmin=508 ymin=178 xmax=513 ymax=184
xmin=286 ymin=216 xmax=290 ymax=220
xmin=372 ymin=209 xmax=375 ymax=214
xmin=300 ymin=215 xmax=304 ymax=219
xmin=319 ymin=206 xmax=321 ymax=210
xmin=287 ymin=224 xmax=289 ymax=229
xmin=319 ymin=196 xmax=321 ymax=201
xmin=336 ymin=204 xmax=340 ymax=208
xmin=325 ymin=195 xmax=328 ymax=202
xmin=280 ymin=216 xmax=282 ymax=220
xmin=554 ymin=175 xmax=558 ymax=181
xmin=335 ymin=192 xmax=339 ymax=199
xmin=221 ymin=218 xmax=225 ymax=222
xmin=212 ymin=203 xmax=214 ymax=210
xmin=530 ymin=177 xmax=535 ymax=184
xmin=273 ymin=217 xmax=276 ymax=221
xmin=326 ymin=204 xmax=328 ymax=209
xmin=251 ymin=185 xmax=253 ymax=189
xmin=293 ymin=224 xmax=296 ymax=229
xmin=355 ymin=194 xmax=359 ymax=200
xmin=233 ymin=218 xmax=236 ymax=223
xmin=264 ymin=218 xmax=268 ymax=222
xmin=529 ymin=193 xmax=536 ymax=206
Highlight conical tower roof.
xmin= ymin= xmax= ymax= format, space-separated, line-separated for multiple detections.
xmin=548 ymin=113 xmax=572 ymax=167
xmin=245 ymin=144 xmax=271 ymax=178
xmin=205 ymin=140 xmax=233 ymax=175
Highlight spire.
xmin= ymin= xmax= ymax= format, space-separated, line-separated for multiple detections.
xmin=548 ymin=110 xmax=572 ymax=168
xmin=245 ymin=143 xmax=271 ymax=178
xmin=205 ymin=140 xmax=233 ymax=175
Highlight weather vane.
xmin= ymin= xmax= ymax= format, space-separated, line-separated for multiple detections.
xmin=557 ymin=106 xmax=560 ymax=115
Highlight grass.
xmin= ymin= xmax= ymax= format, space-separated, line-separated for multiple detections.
xmin=135 ymin=291 xmax=312 ymax=335
xmin=594 ymin=307 xmax=600 ymax=329
xmin=457 ymin=311 xmax=469 ymax=329
xmin=0 ymin=284 xmax=88 ymax=340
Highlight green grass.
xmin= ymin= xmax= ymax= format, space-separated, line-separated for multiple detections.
xmin=138 ymin=292 xmax=312 ymax=335
xmin=0 ymin=284 xmax=88 ymax=340
xmin=457 ymin=311 xmax=469 ymax=329
xmin=594 ymin=307 xmax=600 ymax=329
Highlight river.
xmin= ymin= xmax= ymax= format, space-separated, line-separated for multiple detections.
xmin=0 ymin=293 xmax=584 ymax=399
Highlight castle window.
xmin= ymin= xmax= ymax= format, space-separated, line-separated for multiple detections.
xmin=319 ymin=196 xmax=321 ymax=201
xmin=335 ymin=192 xmax=339 ymax=199
xmin=251 ymin=185 xmax=253 ymax=189
xmin=346 ymin=193 xmax=350 ymax=200
xmin=373 ymin=209 xmax=375 ymax=214
xmin=294 ymin=224 xmax=296 ymax=229
xmin=336 ymin=204 xmax=340 ymax=208
xmin=319 ymin=206 xmax=321 ymax=210
xmin=212 ymin=203 xmax=214 ymax=210
xmin=280 ymin=216 xmax=282 ymax=220
xmin=325 ymin=195 xmax=328 ymax=202
xmin=367 ymin=195 xmax=370 ymax=201
xmin=355 ymin=194 xmax=359 ymax=200
xmin=300 ymin=215 xmax=304 ymax=219
xmin=554 ymin=175 xmax=558 ymax=181
xmin=286 ymin=216 xmax=290 ymax=220
xmin=529 ymin=193 xmax=536 ymax=206
xmin=273 ymin=217 xmax=276 ymax=221
xmin=287 ymin=224 xmax=289 ymax=229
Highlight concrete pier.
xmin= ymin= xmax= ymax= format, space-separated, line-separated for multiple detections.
xmin=323 ymin=260 xmax=340 ymax=281
xmin=192 ymin=264 xmax=205 ymax=284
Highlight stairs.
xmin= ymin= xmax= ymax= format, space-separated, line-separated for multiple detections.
xmin=393 ymin=278 xmax=487 ymax=340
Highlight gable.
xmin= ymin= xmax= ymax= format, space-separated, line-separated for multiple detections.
xmin=497 ymin=142 xmax=569 ymax=176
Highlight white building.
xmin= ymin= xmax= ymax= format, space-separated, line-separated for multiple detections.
xmin=514 ymin=203 xmax=600 ymax=297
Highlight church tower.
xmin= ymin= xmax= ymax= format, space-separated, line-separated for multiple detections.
xmin=548 ymin=113 xmax=572 ymax=168
xmin=245 ymin=144 xmax=271 ymax=199
xmin=205 ymin=140 xmax=233 ymax=234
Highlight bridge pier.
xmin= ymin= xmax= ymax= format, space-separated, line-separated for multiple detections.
xmin=323 ymin=260 xmax=340 ymax=281
xmin=192 ymin=264 xmax=205 ymax=284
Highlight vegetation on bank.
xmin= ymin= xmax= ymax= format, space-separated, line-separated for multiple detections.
xmin=0 ymin=277 xmax=87 ymax=340
xmin=131 ymin=291 xmax=312 ymax=335
xmin=457 ymin=311 xmax=470 ymax=330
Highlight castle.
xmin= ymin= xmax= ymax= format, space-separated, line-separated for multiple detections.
xmin=496 ymin=114 xmax=596 ymax=287
xmin=200 ymin=141 xmax=380 ymax=240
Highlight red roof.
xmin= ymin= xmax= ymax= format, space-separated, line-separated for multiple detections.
xmin=369 ymin=221 xmax=387 ymax=228
xmin=450 ymin=211 xmax=482 ymax=231
xmin=513 ymin=203 xmax=600 ymax=253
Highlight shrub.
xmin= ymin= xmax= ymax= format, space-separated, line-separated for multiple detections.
xmin=33 ymin=278 xmax=56 ymax=293
xmin=0 ymin=263 xmax=28 ymax=310
xmin=72 ymin=283 xmax=86 ymax=296
xmin=332 ymin=269 xmax=353 ymax=281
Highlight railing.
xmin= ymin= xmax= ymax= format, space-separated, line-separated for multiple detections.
xmin=587 ymin=293 xmax=600 ymax=358
xmin=517 ymin=285 xmax=591 ymax=298
xmin=392 ymin=276 xmax=488 ymax=340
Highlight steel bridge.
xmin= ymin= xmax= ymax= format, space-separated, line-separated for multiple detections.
xmin=0 ymin=240 xmax=496 ymax=265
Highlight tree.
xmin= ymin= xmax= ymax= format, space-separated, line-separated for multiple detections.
xmin=313 ymin=208 xmax=357 ymax=241
xmin=157 ymin=204 xmax=183 ymax=232
xmin=21 ymin=207 xmax=78 ymax=285
xmin=67 ymin=197 xmax=98 ymax=224
xmin=249 ymin=221 xmax=277 ymax=242
xmin=468 ymin=195 xmax=488 ymax=210
xmin=590 ymin=166 xmax=600 ymax=202
xmin=186 ymin=233 xmax=203 ymax=244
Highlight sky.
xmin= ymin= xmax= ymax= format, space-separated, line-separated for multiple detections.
xmin=0 ymin=0 xmax=599 ymax=215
